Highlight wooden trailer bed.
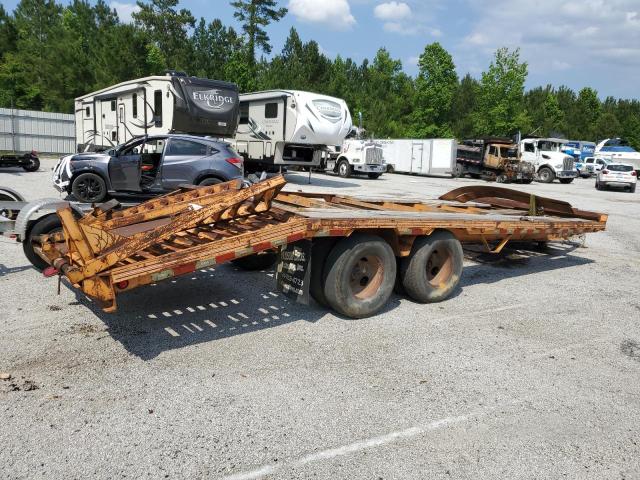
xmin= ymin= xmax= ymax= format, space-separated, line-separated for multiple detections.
xmin=31 ymin=175 xmax=607 ymax=314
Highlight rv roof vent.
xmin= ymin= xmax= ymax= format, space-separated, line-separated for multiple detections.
xmin=165 ymin=70 xmax=188 ymax=77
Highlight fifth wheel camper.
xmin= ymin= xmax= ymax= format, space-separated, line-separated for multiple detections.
xmin=74 ymin=71 xmax=240 ymax=152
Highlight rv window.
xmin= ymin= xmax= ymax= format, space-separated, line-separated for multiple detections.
xmin=239 ymin=102 xmax=249 ymax=124
xmin=154 ymin=90 xmax=163 ymax=127
xmin=132 ymin=93 xmax=138 ymax=118
xmin=111 ymin=100 xmax=116 ymax=111
xmin=265 ymin=102 xmax=278 ymax=119
xmin=167 ymin=139 xmax=208 ymax=156
xmin=85 ymin=107 xmax=90 ymax=117
xmin=111 ymin=131 xmax=117 ymax=141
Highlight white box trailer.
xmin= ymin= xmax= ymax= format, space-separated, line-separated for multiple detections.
xmin=232 ymin=90 xmax=352 ymax=170
xmin=378 ymin=139 xmax=457 ymax=176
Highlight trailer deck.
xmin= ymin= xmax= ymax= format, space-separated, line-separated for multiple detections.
xmin=31 ymin=175 xmax=607 ymax=315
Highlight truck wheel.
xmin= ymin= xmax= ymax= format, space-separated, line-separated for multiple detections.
xmin=22 ymin=156 xmax=40 ymax=172
xmin=337 ymin=159 xmax=352 ymax=178
xmin=451 ymin=164 xmax=464 ymax=178
xmin=559 ymin=178 xmax=574 ymax=184
xmin=231 ymin=251 xmax=277 ymax=271
xmin=309 ymin=238 xmax=337 ymax=307
xmin=367 ymin=173 xmax=381 ymax=179
xmin=23 ymin=214 xmax=62 ymax=271
xmin=496 ymin=174 xmax=508 ymax=183
xmin=400 ymin=231 xmax=463 ymax=303
xmin=537 ymin=167 xmax=555 ymax=183
xmin=323 ymin=234 xmax=396 ymax=318
xmin=72 ymin=173 xmax=107 ymax=203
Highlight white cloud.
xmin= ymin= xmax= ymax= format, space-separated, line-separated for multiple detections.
xmin=110 ymin=1 xmax=140 ymax=23
xmin=288 ymin=0 xmax=356 ymax=30
xmin=457 ymin=0 xmax=640 ymax=94
xmin=374 ymin=2 xmax=411 ymax=21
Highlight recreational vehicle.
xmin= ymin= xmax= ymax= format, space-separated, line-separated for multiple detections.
xmin=74 ymin=72 xmax=239 ymax=152
xmin=594 ymin=138 xmax=640 ymax=172
xmin=232 ymin=90 xmax=352 ymax=170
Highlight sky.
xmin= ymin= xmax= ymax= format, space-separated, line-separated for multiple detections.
xmin=2 ymin=0 xmax=639 ymax=99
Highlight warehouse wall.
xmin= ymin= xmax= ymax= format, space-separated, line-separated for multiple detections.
xmin=0 ymin=108 xmax=75 ymax=155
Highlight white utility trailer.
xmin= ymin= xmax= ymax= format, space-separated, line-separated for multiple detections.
xmin=378 ymin=139 xmax=457 ymax=177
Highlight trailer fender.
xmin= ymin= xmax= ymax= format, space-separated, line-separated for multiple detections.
xmin=0 ymin=186 xmax=26 ymax=202
xmin=14 ymin=198 xmax=79 ymax=241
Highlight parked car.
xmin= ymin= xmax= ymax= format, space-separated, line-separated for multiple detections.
xmin=584 ymin=157 xmax=610 ymax=175
xmin=53 ymin=134 xmax=244 ymax=203
xmin=595 ymin=163 xmax=637 ymax=193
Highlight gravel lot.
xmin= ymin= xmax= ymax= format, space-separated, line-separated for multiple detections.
xmin=1 ymin=160 xmax=639 ymax=479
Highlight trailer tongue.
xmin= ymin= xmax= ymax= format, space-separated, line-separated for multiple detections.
xmin=30 ymin=176 xmax=607 ymax=317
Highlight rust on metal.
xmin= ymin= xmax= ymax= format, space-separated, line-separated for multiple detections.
xmin=32 ymin=176 xmax=607 ymax=312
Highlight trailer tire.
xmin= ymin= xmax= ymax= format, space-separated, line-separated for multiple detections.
xmin=400 ymin=231 xmax=463 ymax=303
xmin=22 ymin=156 xmax=40 ymax=172
xmin=72 ymin=172 xmax=107 ymax=203
xmin=231 ymin=251 xmax=277 ymax=271
xmin=309 ymin=238 xmax=337 ymax=307
xmin=337 ymin=159 xmax=352 ymax=178
xmin=323 ymin=234 xmax=396 ymax=318
xmin=23 ymin=214 xmax=62 ymax=271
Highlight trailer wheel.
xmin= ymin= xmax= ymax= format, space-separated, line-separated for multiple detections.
xmin=323 ymin=234 xmax=396 ymax=318
xmin=22 ymin=156 xmax=40 ymax=172
xmin=72 ymin=172 xmax=107 ymax=203
xmin=231 ymin=251 xmax=277 ymax=271
xmin=23 ymin=214 xmax=62 ymax=271
xmin=537 ymin=167 xmax=555 ymax=183
xmin=309 ymin=238 xmax=337 ymax=307
xmin=400 ymin=231 xmax=463 ymax=303
xmin=337 ymin=159 xmax=352 ymax=178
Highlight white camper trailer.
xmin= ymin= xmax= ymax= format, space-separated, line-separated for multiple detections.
xmin=74 ymin=72 xmax=239 ymax=152
xmin=378 ymin=139 xmax=457 ymax=176
xmin=232 ymin=90 xmax=352 ymax=170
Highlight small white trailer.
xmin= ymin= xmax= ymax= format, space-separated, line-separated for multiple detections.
xmin=377 ymin=139 xmax=457 ymax=177
xmin=232 ymin=90 xmax=352 ymax=171
xmin=74 ymin=72 xmax=240 ymax=152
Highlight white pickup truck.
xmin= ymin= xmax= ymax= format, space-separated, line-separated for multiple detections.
xmin=324 ymin=139 xmax=386 ymax=179
xmin=520 ymin=138 xmax=577 ymax=184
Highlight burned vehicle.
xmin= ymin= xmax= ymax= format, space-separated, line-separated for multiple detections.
xmin=53 ymin=134 xmax=243 ymax=203
xmin=0 ymin=151 xmax=40 ymax=172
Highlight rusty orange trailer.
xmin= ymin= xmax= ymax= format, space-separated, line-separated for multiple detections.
xmin=30 ymin=175 xmax=607 ymax=318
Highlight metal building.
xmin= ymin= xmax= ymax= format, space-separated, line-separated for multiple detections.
xmin=0 ymin=108 xmax=75 ymax=155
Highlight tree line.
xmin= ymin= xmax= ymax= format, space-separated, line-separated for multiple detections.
xmin=1 ymin=0 xmax=639 ymax=148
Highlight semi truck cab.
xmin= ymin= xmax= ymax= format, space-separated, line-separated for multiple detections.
xmin=520 ymin=138 xmax=577 ymax=184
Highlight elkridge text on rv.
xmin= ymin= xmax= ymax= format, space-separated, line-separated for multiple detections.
xmin=192 ymin=89 xmax=235 ymax=109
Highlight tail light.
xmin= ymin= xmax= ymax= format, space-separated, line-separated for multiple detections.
xmin=226 ymin=157 xmax=243 ymax=169
xmin=602 ymin=170 xmax=609 ymax=174
xmin=632 ymin=171 xmax=637 ymax=177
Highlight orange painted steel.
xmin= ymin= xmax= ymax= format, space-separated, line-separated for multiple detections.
xmin=32 ymin=176 xmax=607 ymax=312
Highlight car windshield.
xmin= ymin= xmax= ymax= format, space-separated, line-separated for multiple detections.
xmin=607 ymin=164 xmax=634 ymax=172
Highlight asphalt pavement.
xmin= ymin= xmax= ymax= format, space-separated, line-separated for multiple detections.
xmin=1 ymin=160 xmax=639 ymax=479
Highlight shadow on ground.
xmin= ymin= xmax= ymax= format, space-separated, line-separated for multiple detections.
xmin=66 ymin=264 xmax=331 ymax=360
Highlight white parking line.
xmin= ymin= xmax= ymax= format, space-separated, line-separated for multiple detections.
xmin=221 ymin=405 xmax=511 ymax=480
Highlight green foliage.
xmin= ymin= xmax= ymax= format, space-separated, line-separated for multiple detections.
xmin=133 ymin=0 xmax=194 ymax=70
xmin=231 ymin=0 xmax=287 ymax=63
xmin=410 ymin=42 xmax=458 ymax=138
xmin=0 ymin=0 xmax=638 ymax=147
xmin=473 ymin=47 xmax=530 ymax=136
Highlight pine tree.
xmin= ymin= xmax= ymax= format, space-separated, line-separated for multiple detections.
xmin=230 ymin=0 xmax=287 ymax=64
